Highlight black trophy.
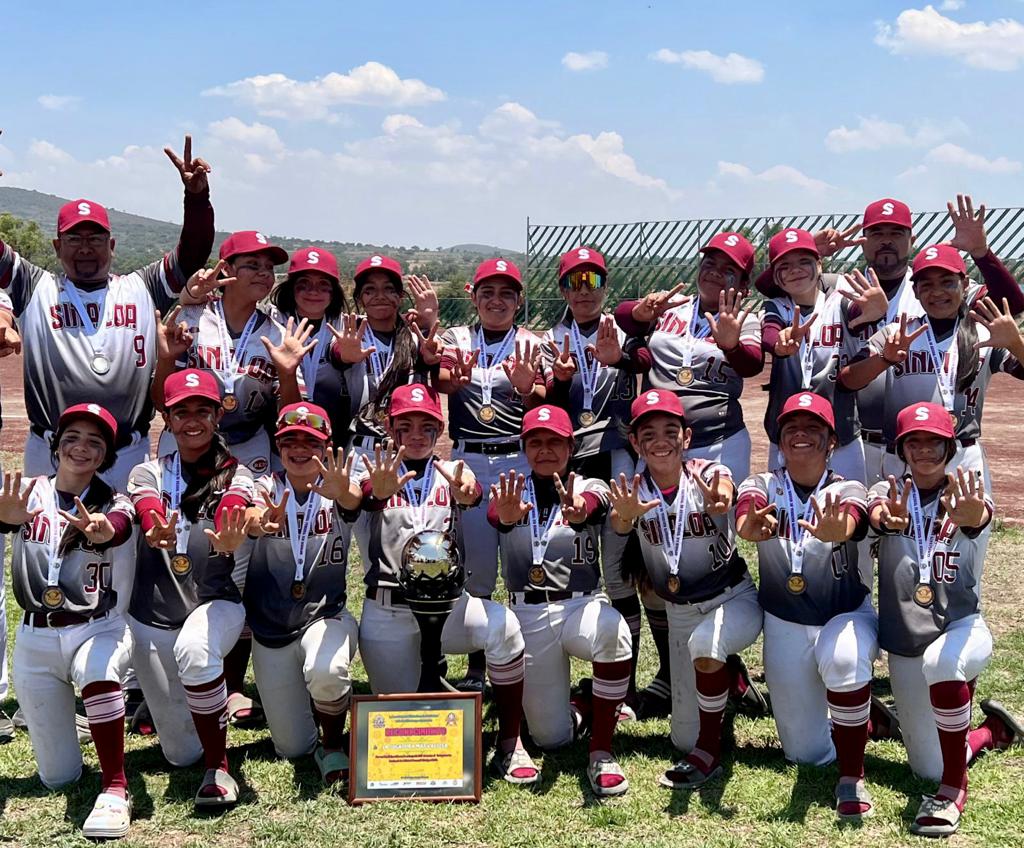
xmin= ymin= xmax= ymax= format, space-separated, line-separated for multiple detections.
xmin=398 ymin=530 xmax=465 ymax=693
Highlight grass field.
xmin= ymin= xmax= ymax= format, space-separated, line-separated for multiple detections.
xmin=1 ymin=466 xmax=1023 ymax=847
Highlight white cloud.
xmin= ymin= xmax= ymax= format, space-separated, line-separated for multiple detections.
xmin=202 ymin=62 xmax=446 ymax=121
xmin=561 ymin=51 xmax=608 ymax=71
xmin=875 ymin=5 xmax=1024 ymax=71
xmin=716 ymin=161 xmax=831 ymax=192
xmin=940 ymin=0 xmax=964 ymax=10
xmin=207 ymin=117 xmax=284 ymax=152
xmin=824 ymin=115 xmax=967 ymax=152
xmin=37 ymin=94 xmax=81 ymax=111
xmin=28 ymin=140 xmax=74 ymax=164
xmin=926 ymin=142 xmax=1021 ymax=173
xmin=650 ymin=48 xmax=764 ymax=83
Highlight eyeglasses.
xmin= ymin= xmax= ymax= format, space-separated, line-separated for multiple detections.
xmin=62 ymin=233 xmax=109 ymax=248
xmin=560 ymin=269 xmax=607 ymax=291
xmin=278 ymin=409 xmax=330 ymax=434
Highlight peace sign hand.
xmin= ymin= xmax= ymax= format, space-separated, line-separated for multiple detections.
xmin=155 ymin=306 xmax=194 ymax=362
xmin=553 ymin=472 xmax=588 ymax=524
xmin=945 ymin=194 xmax=988 ymax=259
xmin=180 ymin=259 xmax=236 ymax=306
xmin=489 ymin=472 xmax=533 ymax=525
xmin=0 ymin=472 xmax=41 ymax=526
xmin=411 ymin=320 xmax=445 ymax=367
xmin=448 ymin=348 xmax=480 ymax=389
xmin=798 ymin=493 xmax=850 ymax=542
xmin=164 ymin=134 xmax=211 ymax=194
xmin=311 ymin=448 xmax=357 ymax=502
xmin=256 ymin=486 xmax=291 ymax=536
xmin=814 ymin=224 xmax=866 ymax=258
xmin=406 ymin=274 xmax=439 ymax=329
xmin=588 ymin=314 xmax=623 ymax=365
xmin=740 ymin=503 xmax=778 ymax=541
xmin=881 ymin=313 xmax=929 ymax=365
xmin=548 ymin=336 xmax=577 ymax=382
xmin=328 ymin=313 xmax=375 ymax=364
xmin=434 ymin=459 xmax=479 ymax=506
xmin=878 ymin=475 xmax=912 ymax=532
xmin=59 ymin=497 xmax=115 ymax=544
xmin=707 ymin=288 xmax=752 ymax=352
xmin=362 ymin=440 xmax=414 ymax=501
xmin=971 ymin=296 xmax=1023 ymax=353
xmin=262 ymin=316 xmax=318 ymax=376
xmin=774 ymin=306 xmax=817 ymax=358
xmin=941 ymin=466 xmax=988 ymax=528
xmin=694 ymin=469 xmax=732 ymax=516
xmin=204 ymin=505 xmax=251 ymax=553
xmin=631 ymin=283 xmax=691 ymax=324
xmin=841 ymin=268 xmax=890 ymax=329
xmin=145 ymin=509 xmax=179 ymax=550
xmin=608 ymin=473 xmax=661 ymax=525
xmin=502 ymin=338 xmax=541 ymax=395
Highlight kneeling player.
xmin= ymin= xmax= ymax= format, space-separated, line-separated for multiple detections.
xmin=870 ymin=402 xmax=1023 ymax=837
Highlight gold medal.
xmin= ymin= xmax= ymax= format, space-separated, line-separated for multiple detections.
xmin=579 ymin=410 xmax=595 ymax=427
xmin=375 ymin=408 xmax=389 ymax=426
xmin=667 ymin=575 xmax=681 ymax=594
xmin=676 ymin=367 xmax=694 ymax=387
xmin=222 ymin=394 xmax=239 ymax=412
xmin=291 ymin=581 xmax=306 ymax=600
xmin=914 ymin=584 xmax=934 ymax=607
xmin=170 ymin=553 xmax=192 ymax=575
xmin=528 ymin=565 xmax=545 ymax=585
xmin=787 ymin=574 xmax=807 ymax=594
xmin=42 ymin=587 xmax=64 ymax=609
xmin=478 ymin=404 xmax=496 ymax=423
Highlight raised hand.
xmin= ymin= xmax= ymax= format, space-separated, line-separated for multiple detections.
xmin=941 ymin=466 xmax=988 ymax=528
xmin=60 ymin=496 xmax=115 ymax=544
xmin=774 ymin=306 xmax=817 ymax=357
xmin=256 ymin=487 xmax=291 ymax=536
xmin=155 ymin=306 xmax=194 ymax=361
xmin=204 ymin=505 xmax=251 ymax=553
xmin=489 ymin=472 xmax=533 ymax=525
xmin=144 ymin=509 xmax=179 ymax=550
xmin=328 ymin=313 xmax=376 ymax=364
xmin=447 ymin=348 xmax=480 ymax=389
xmin=553 ymin=472 xmax=588 ymax=524
xmin=434 ymin=459 xmax=479 ymax=506
xmin=877 ymin=475 xmax=911 ymax=532
xmin=945 ymin=194 xmax=988 ymax=259
xmin=739 ymin=502 xmax=778 ymax=541
xmin=841 ymin=268 xmax=890 ymax=328
xmin=262 ymin=316 xmax=318 ymax=376
xmin=971 ymin=296 xmax=1023 ymax=353
xmin=881 ymin=313 xmax=929 ymax=364
xmin=311 ymin=448 xmax=357 ymax=502
xmin=588 ymin=314 xmax=623 ymax=365
xmin=707 ymin=288 xmax=753 ymax=352
xmin=0 ymin=472 xmax=41 ymax=526
xmin=798 ymin=493 xmax=850 ymax=542
xmin=548 ymin=335 xmax=577 ymax=382
xmin=814 ymin=224 xmax=866 ymax=258
xmin=164 ymin=134 xmax=211 ymax=194
xmin=361 ymin=440 xmax=415 ymax=501
xmin=631 ymin=283 xmax=690 ymax=324
xmin=608 ymin=473 xmax=661 ymax=525
xmin=411 ymin=320 xmax=445 ymax=367
xmin=406 ymin=274 xmax=439 ymax=329
xmin=179 ymin=259 xmax=236 ymax=306
xmin=694 ymin=469 xmax=732 ymax=516
xmin=0 ymin=324 xmax=23 ymax=358
xmin=501 ymin=338 xmax=541 ymax=395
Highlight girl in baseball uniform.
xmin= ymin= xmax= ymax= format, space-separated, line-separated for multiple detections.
xmin=1 ymin=404 xmax=135 ymax=839
xmin=608 ymin=389 xmax=763 ymax=789
xmin=612 ymin=233 xmax=766 ymax=719
xmin=125 ymin=369 xmax=255 ymax=809
xmin=869 ymin=402 xmax=1023 ymax=837
xmin=353 ymin=383 xmax=540 ymax=785
xmin=436 ymin=258 xmax=545 ymax=692
xmin=736 ymin=392 xmax=877 ymax=820
xmin=489 ymin=404 xmax=632 ymax=797
xmin=240 ymin=403 xmax=362 ymax=785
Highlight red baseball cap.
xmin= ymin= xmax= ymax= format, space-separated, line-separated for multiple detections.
xmin=701 ymin=232 xmax=755 ymax=276
xmin=57 ymin=199 xmax=111 ymax=235
xmin=388 ymin=383 xmax=444 ymax=425
xmin=777 ymin=391 xmax=835 ymax=431
xmin=769 ymin=228 xmax=820 ymax=265
xmin=473 ymin=257 xmax=522 ymax=290
xmin=911 ymin=244 xmax=966 ymax=280
xmin=558 ymin=247 xmax=607 ymax=279
xmin=288 ymin=247 xmax=340 ymax=282
xmin=863 ymin=198 xmax=912 ymax=231
xmin=219 ymin=231 xmax=288 ymax=265
xmin=164 ymin=369 xmax=222 ymax=408
xmin=629 ymin=389 xmax=686 ymax=428
xmin=276 ymin=402 xmax=332 ymax=441
xmin=58 ymin=402 xmax=118 ymax=445
xmin=896 ymin=402 xmax=956 ymax=442
xmin=522 ymin=405 xmax=574 ymax=438
xmin=353 ymin=254 xmax=403 ymax=287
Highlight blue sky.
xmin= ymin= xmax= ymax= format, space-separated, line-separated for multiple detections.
xmin=3 ymin=1 xmax=1024 ymax=249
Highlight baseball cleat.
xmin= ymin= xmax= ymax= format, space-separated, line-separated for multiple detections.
xmin=636 ymin=679 xmax=672 ymax=720
xmin=658 ymin=758 xmax=722 ymax=790
xmin=980 ymin=699 xmax=1024 ymax=749
xmin=454 ymin=675 xmax=486 ymax=695
xmin=82 ymin=791 xmax=132 ymax=840
xmin=869 ymin=696 xmax=902 ymax=741
xmin=726 ymin=654 xmax=769 ymax=716
xmin=11 ymin=708 xmax=28 ymax=729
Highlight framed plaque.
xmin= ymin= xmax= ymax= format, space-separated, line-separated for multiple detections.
xmin=348 ymin=692 xmax=483 ymax=804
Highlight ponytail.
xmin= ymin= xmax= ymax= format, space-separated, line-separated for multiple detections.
xmin=955 ymin=293 xmax=981 ymax=393
xmin=180 ymin=434 xmax=238 ymax=524
xmin=363 ymin=320 xmax=419 ymax=424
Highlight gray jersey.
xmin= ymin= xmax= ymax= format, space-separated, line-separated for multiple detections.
xmin=0 ymin=245 xmax=180 ymax=437
xmin=869 ymin=477 xmax=991 ymax=657
xmin=737 ymin=470 xmax=868 ymax=626
xmin=6 ymin=476 xmax=133 ymax=615
xmin=176 ymin=302 xmax=305 ymax=446
xmin=633 ymin=459 xmax=748 ymax=603
xmin=494 ymin=474 xmax=608 ymax=593
xmin=644 ymin=301 xmax=760 ymax=448
xmin=441 ymin=324 xmax=544 ymax=441
xmin=126 ymin=455 xmax=255 ymax=629
xmin=763 ymin=279 xmax=861 ymax=445
xmin=541 ymin=316 xmax=634 ymax=456
xmin=242 ymin=473 xmax=350 ymax=649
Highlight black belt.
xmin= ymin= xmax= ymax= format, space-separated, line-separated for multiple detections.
xmin=453 ymin=439 xmax=520 ymax=455
xmin=32 ymin=423 xmax=141 ymax=451
xmin=365 ymin=586 xmax=407 ymax=606
xmin=886 ymin=437 xmax=976 ymax=454
xmin=513 ymin=590 xmax=592 ymax=605
xmin=676 ymin=571 xmax=746 ymax=606
xmin=861 ymin=431 xmax=886 ymax=446
xmin=24 ymin=609 xmax=107 ymax=628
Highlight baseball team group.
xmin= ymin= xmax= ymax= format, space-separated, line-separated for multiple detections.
xmin=0 ymin=136 xmax=1021 ymax=840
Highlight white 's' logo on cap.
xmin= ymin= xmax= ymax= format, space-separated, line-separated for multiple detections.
xmin=785 ymin=230 xmax=799 ymax=243
xmin=307 ymin=250 xmax=320 ymax=264
xmin=724 ymin=235 xmax=739 ymax=247
xmin=296 ymin=406 xmax=309 ymax=415
xmin=577 ymin=248 xmax=590 ymax=260
xmin=370 ymin=255 xmax=383 ymax=266
xmin=882 ymin=202 xmax=894 ymax=216
xmin=538 ymin=407 xmax=551 ymax=421
xmin=78 ymin=202 xmax=91 ymax=216
xmin=411 ymin=387 xmax=425 ymax=403
xmin=646 ymin=391 xmax=660 ymax=406
xmin=87 ymin=403 xmax=100 ymax=414
xmin=255 ymin=232 xmax=268 ymax=244
xmin=925 ymin=247 xmax=939 ymax=260
xmin=495 ymin=260 xmax=508 ymax=272
xmin=185 ymin=373 xmax=200 ymax=387
xmin=798 ymin=393 xmax=813 ymax=407
xmin=914 ymin=405 xmax=930 ymax=421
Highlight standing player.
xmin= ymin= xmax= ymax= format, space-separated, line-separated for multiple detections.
xmin=352 ymin=384 xmax=539 ymax=785
xmin=489 ymin=405 xmax=632 ymax=797
xmin=608 ymin=389 xmax=762 ymax=789
xmin=436 ymin=258 xmax=546 ymax=692
xmin=125 ymin=370 xmax=255 ymax=809
xmin=869 ymin=402 xmax=1023 ymax=836
xmin=240 ymin=403 xmax=361 ymax=784
xmin=736 ymin=392 xmax=877 ymax=820
xmin=1 ymin=404 xmax=135 ymax=838
xmin=0 ymin=291 xmax=20 ymax=740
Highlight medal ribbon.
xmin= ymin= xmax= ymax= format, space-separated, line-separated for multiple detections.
xmin=285 ymin=477 xmax=325 ymax=584
xmin=214 ymin=301 xmax=261 ymax=402
xmin=166 ymin=453 xmax=192 ymax=555
xmin=524 ymin=477 xmax=562 ymax=566
xmin=400 ymin=461 xmax=436 ymax=532
xmin=908 ymin=484 xmax=941 ymax=588
xmin=567 ymin=321 xmax=600 ymax=416
xmin=796 ymin=289 xmax=827 ymax=389
xmin=61 ymin=277 xmax=112 ymax=362
xmin=363 ymin=324 xmax=395 ymax=384
xmin=781 ymin=468 xmax=829 ymax=577
xmin=302 ymin=320 xmax=333 ymax=398
xmin=642 ymin=470 xmax=689 ymax=577
xmin=35 ymin=477 xmax=88 ymax=589
xmin=682 ymin=301 xmax=713 ymax=370
xmin=475 ymin=326 xmax=517 ymax=408
xmin=921 ymin=320 xmax=960 ymax=411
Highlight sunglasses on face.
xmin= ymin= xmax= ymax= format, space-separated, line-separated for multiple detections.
xmin=560 ymin=269 xmax=607 ymax=291
xmin=277 ymin=410 xmax=330 ymax=435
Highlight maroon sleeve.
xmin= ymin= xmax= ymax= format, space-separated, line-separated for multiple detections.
xmin=486 ymin=497 xmax=503 ymax=529
xmin=134 ymin=496 xmax=165 ymax=533
xmin=722 ymin=341 xmax=764 ymax=377
xmin=174 ymin=189 xmax=215 ymax=285
xmin=761 ymin=320 xmax=783 ymax=353
xmin=735 ymin=492 xmax=767 ymax=520
xmin=214 ymin=493 xmax=247 ymax=531
xmin=360 ymin=478 xmax=387 ymax=512
xmin=572 ymin=491 xmax=608 ymax=527
xmin=973 ymin=250 xmax=1024 ymax=315
xmin=614 ymin=300 xmax=653 ymax=337
xmin=96 ymin=510 xmax=133 ymax=551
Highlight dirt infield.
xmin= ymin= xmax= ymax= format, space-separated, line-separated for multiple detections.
xmin=4 ymin=357 xmax=1022 ymax=523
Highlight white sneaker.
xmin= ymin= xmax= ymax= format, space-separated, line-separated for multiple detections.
xmin=83 ymin=791 xmax=132 ymax=839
